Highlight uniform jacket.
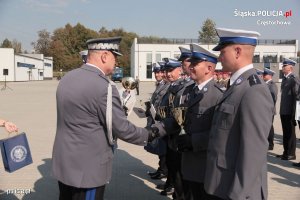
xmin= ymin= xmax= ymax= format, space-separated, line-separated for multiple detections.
xmin=279 ymin=73 xmax=299 ymax=115
xmin=52 ymin=64 xmax=148 ymax=188
xmin=204 ymin=68 xmax=274 ymax=200
xmin=151 ymin=81 xmax=170 ymax=110
xmin=166 ymin=78 xmax=194 ymax=151
xmin=181 ymin=79 xmax=223 ymax=183
xmin=266 ymin=80 xmax=278 ymax=114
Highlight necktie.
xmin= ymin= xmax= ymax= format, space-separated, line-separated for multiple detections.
xmin=226 ymin=79 xmax=231 ymax=90
xmin=193 ymin=86 xmax=200 ymax=97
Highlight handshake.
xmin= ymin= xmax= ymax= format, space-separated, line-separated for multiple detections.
xmin=145 ymin=117 xmax=181 ymax=143
xmin=146 ymin=126 xmax=160 ymax=143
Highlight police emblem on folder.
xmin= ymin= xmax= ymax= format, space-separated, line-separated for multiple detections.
xmin=0 ymin=132 xmax=33 ymax=172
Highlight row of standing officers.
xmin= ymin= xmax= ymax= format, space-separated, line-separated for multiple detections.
xmin=146 ymin=28 xmax=298 ymax=200
xmin=51 ymin=27 xmax=298 ymax=200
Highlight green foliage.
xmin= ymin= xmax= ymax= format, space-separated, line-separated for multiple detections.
xmin=31 ymin=29 xmax=51 ymax=56
xmin=48 ymin=23 xmax=98 ymax=71
xmin=198 ymin=18 xmax=218 ymax=44
xmin=31 ymin=19 xmax=217 ymax=73
xmin=1 ymin=38 xmax=13 ymax=48
xmin=12 ymin=39 xmax=22 ymax=53
xmin=1 ymin=38 xmax=23 ymax=53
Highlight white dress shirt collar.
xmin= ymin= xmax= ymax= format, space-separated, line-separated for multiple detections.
xmin=230 ymin=64 xmax=253 ymax=86
xmin=197 ymin=77 xmax=213 ymax=90
xmin=86 ymin=63 xmax=105 ymax=75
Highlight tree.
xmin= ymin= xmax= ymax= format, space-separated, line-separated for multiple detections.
xmin=198 ymin=18 xmax=218 ymax=44
xmin=98 ymin=28 xmax=138 ymax=76
xmin=50 ymin=23 xmax=99 ymax=71
xmin=1 ymin=38 xmax=12 ymax=48
xmin=31 ymin=29 xmax=52 ymax=56
xmin=12 ymin=39 xmax=22 ymax=53
xmin=1 ymin=38 xmax=22 ymax=53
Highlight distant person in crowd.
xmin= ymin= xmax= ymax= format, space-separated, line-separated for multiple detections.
xmin=178 ymin=46 xmax=192 ymax=81
xmin=145 ymin=62 xmax=170 ymax=183
xmin=277 ymin=58 xmax=299 ymax=161
xmin=177 ymin=44 xmax=223 ymax=199
xmin=0 ymin=119 xmax=18 ymax=133
xmin=263 ymin=68 xmax=278 ymax=150
xmin=256 ymin=68 xmax=264 ymax=78
xmin=222 ymin=72 xmax=230 ymax=89
xmin=135 ymin=76 xmax=140 ymax=95
xmin=155 ymin=58 xmax=194 ymax=199
xmin=216 ymin=72 xmax=223 ymax=86
xmin=79 ymin=50 xmax=88 ymax=63
xmin=213 ymin=72 xmax=218 ymax=81
xmin=204 ymin=28 xmax=274 ymax=200
xmin=52 ymin=37 xmax=161 ymax=200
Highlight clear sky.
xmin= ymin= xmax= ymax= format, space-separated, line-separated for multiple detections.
xmin=0 ymin=0 xmax=299 ymax=51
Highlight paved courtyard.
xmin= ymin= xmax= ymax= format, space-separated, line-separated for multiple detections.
xmin=0 ymin=80 xmax=299 ymax=200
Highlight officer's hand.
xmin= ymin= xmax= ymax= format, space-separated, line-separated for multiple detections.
xmin=145 ymin=109 xmax=151 ymax=117
xmin=293 ymin=120 xmax=297 ymax=126
xmin=162 ymin=117 xmax=181 ymax=135
xmin=123 ymin=105 xmax=129 ymax=116
xmin=146 ymin=127 xmax=159 ymax=143
xmin=144 ymin=101 xmax=151 ymax=110
xmin=177 ymin=134 xmax=193 ymax=152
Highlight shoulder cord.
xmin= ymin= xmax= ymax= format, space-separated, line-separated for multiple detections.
xmin=106 ymin=82 xmax=114 ymax=146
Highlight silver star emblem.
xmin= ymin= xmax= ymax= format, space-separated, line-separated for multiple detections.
xmin=253 ymin=75 xmax=257 ymax=84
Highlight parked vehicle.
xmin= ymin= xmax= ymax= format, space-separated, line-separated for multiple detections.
xmin=112 ymin=67 xmax=123 ymax=82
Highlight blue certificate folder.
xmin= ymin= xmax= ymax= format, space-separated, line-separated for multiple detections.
xmin=0 ymin=132 xmax=33 ymax=172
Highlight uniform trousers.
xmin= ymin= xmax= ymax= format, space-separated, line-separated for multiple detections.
xmin=166 ymin=146 xmax=186 ymax=200
xmin=158 ymin=154 xmax=168 ymax=175
xmin=185 ymin=181 xmax=205 ymax=200
xmin=280 ymin=115 xmax=296 ymax=156
xmin=58 ymin=181 xmax=105 ymax=200
xmin=268 ymin=116 xmax=275 ymax=149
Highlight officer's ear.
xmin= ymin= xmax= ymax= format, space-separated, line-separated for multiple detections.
xmin=100 ymin=51 xmax=109 ymax=63
xmin=234 ymin=46 xmax=242 ymax=59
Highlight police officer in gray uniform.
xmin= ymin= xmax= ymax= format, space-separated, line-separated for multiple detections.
xmin=158 ymin=58 xmax=194 ymax=199
xmin=145 ymin=63 xmax=170 ymax=180
xmin=177 ymin=44 xmax=223 ymax=199
xmin=52 ymin=37 xmax=160 ymax=200
xmin=277 ymin=58 xmax=299 ymax=160
xmin=263 ymin=68 xmax=278 ymax=150
xmin=204 ymin=28 xmax=274 ymax=200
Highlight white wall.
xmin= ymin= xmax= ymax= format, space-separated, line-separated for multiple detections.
xmin=44 ymin=57 xmax=53 ymax=79
xmin=15 ymin=55 xmax=44 ymax=81
xmin=0 ymin=49 xmax=53 ymax=81
xmin=0 ymin=48 xmax=15 ymax=81
xmin=131 ymin=38 xmax=298 ymax=81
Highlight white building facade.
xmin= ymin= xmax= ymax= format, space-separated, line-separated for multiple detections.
xmin=131 ymin=38 xmax=298 ymax=82
xmin=0 ymin=48 xmax=53 ymax=82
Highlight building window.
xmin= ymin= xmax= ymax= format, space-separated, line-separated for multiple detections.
xmin=17 ymin=62 xmax=35 ymax=68
xmin=263 ymin=54 xmax=277 ymax=63
xmin=45 ymin=63 xmax=52 ymax=67
xmin=146 ymin=53 xmax=152 ymax=79
xmin=253 ymin=54 xmax=260 ymax=63
xmin=155 ymin=53 xmax=161 ymax=62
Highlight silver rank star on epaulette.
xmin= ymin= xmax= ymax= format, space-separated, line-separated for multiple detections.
xmin=203 ymin=87 xmax=208 ymax=92
xmin=249 ymin=74 xmax=261 ymax=86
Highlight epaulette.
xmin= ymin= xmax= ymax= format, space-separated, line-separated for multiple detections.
xmin=214 ymin=83 xmax=225 ymax=93
xmin=248 ymin=74 xmax=261 ymax=86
